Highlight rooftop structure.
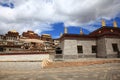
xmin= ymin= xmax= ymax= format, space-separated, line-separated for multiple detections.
xmin=22 ymin=30 xmax=40 ymax=39
xmin=58 ymin=20 xmax=120 ymax=59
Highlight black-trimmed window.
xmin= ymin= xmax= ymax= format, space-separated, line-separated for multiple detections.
xmin=92 ymin=45 xmax=97 ymax=53
xmin=0 ymin=47 xmax=3 ymax=52
xmin=77 ymin=46 xmax=83 ymax=53
xmin=112 ymin=43 xmax=118 ymax=52
xmin=9 ymin=49 xmax=11 ymax=51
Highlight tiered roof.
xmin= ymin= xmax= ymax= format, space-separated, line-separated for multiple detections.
xmin=60 ymin=27 xmax=120 ymax=40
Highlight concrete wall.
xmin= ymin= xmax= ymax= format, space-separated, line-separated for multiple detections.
xmin=61 ymin=37 xmax=120 ymax=59
xmin=77 ymin=40 xmax=96 ymax=58
xmin=63 ymin=39 xmax=77 ymax=55
xmin=105 ymin=38 xmax=120 ymax=58
xmin=63 ymin=39 xmax=78 ymax=59
xmin=0 ymin=54 xmax=49 ymax=61
xmin=62 ymin=39 xmax=96 ymax=59
xmin=61 ymin=40 xmax=64 ymax=53
xmin=77 ymin=40 xmax=96 ymax=54
xmin=97 ymin=37 xmax=120 ymax=58
xmin=97 ymin=38 xmax=107 ymax=58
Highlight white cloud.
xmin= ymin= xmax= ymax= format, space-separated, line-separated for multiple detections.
xmin=0 ymin=0 xmax=120 ymax=34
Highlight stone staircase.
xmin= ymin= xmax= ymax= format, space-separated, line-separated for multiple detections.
xmin=43 ymin=59 xmax=120 ymax=68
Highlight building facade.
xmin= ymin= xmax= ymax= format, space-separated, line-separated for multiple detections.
xmin=22 ymin=30 xmax=40 ymax=39
xmin=0 ymin=30 xmax=54 ymax=53
xmin=0 ymin=21 xmax=120 ymax=60
xmin=60 ymin=26 xmax=120 ymax=59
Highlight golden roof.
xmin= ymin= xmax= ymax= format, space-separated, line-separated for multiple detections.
xmin=10 ymin=30 xmax=17 ymax=33
xmin=30 ymin=33 xmax=34 ymax=34
xmin=42 ymin=34 xmax=51 ymax=37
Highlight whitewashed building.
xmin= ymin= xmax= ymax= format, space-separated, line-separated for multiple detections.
xmin=59 ymin=21 xmax=120 ymax=59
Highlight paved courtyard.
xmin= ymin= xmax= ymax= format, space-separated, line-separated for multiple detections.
xmin=0 ymin=62 xmax=120 ymax=80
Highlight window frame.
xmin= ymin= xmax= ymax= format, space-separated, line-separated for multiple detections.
xmin=77 ymin=45 xmax=83 ymax=54
xmin=112 ymin=43 xmax=119 ymax=52
xmin=92 ymin=45 xmax=97 ymax=53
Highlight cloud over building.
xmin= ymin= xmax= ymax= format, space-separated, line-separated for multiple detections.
xmin=0 ymin=0 xmax=120 ymax=34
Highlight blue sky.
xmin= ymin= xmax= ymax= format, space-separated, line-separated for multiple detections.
xmin=42 ymin=18 xmax=120 ymax=39
xmin=0 ymin=0 xmax=120 ymax=39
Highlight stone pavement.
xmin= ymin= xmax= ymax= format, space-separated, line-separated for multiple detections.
xmin=0 ymin=63 xmax=120 ymax=80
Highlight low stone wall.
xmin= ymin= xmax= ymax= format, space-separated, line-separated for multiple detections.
xmin=63 ymin=55 xmax=78 ymax=59
xmin=107 ymin=54 xmax=118 ymax=58
xmin=78 ymin=54 xmax=96 ymax=58
xmin=63 ymin=54 xmax=96 ymax=59
xmin=44 ymin=59 xmax=120 ymax=68
xmin=0 ymin=54 xmax=49 ymax=61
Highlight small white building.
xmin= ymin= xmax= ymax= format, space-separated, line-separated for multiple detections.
xmin=59 ymin=21 xmax=120 ymax=59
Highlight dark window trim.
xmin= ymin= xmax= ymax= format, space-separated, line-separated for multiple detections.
xmin=112 ymin=43 xmax=119 ymax=52
xmin=92 ymin=45 xmax=97 ymax=53
xmin=77 ymin=45 xmax=83 ymax=53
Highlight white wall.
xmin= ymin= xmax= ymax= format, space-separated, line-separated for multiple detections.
xmin=62 ymin=39 xmax=96 ymax=59
xmin=63 ymin=39 xmax=77 ymax=55
xmin=0 ymin=54 xmax=49 ymax=61
xmin=97 ymin=38 xmax=107 ymax=57
xmin=62 ymin=39 xmax=96 ymax=55
xmin=105 ymin=38 xmax=120 ymax=54
xmin=77 ymin=40 xmax=96 ymax=55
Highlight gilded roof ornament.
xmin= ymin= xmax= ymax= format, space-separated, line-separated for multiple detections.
xmin=113 ymin=21 xmax=117 ymax=28
xmin=102 ymin=19 xmax=106 ymax=27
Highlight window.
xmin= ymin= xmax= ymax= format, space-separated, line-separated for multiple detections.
xmin=0 ymin=48 xmax=3 ymax=52
xmin=112 ymin=44 xmax=119 ymax=52
xmin=9 ymin=49 xmax=11 ymax=51
xmin=92 ymin=45 xmax=97 ymax=53
xmin=77 ymin=46 xmax=83 ymax=53
xmin=56 ymin=47 xmax=62 ymax=54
